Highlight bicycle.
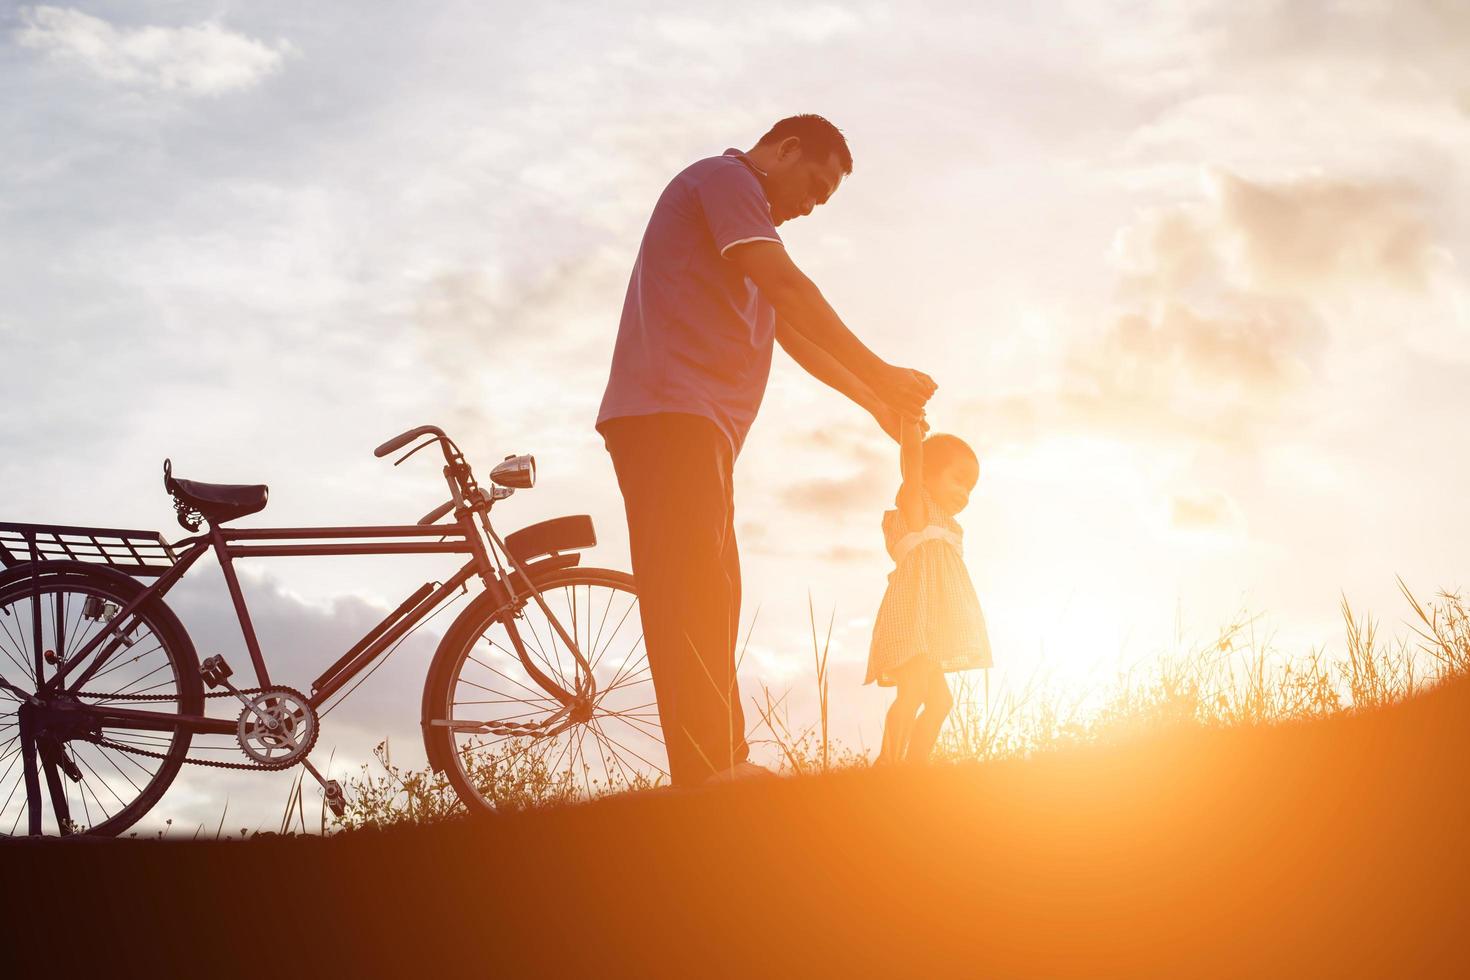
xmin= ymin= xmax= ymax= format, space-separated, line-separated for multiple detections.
xmin=0 ymin=425 xmax=660 ymax=837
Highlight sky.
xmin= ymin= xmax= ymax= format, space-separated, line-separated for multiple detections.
xmin=3 ymin=0 xmax=1468 ymax=831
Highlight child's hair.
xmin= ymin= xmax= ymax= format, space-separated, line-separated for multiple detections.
xmin=920 ymin=433 xmax=978 ymax=485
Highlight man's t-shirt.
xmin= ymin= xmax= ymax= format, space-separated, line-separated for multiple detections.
xmin=596 ymin=149 xmax=782 ymax=456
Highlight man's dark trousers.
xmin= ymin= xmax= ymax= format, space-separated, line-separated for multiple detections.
xmin=600 ymin=412 xmax=749 ymax=787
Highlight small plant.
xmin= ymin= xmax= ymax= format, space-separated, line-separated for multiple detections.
xmin=1401 ymin=580 xmax=1470 ymax=676
xmin=749 ymin=597 xmax=867 ymax=775
xmin=330 ymin=736 xmax=622 ymax=830
xmin=333 ymin=740 xmax=464 ymax=830
xmin=937 ymin=586 xmax=1467 ymax=765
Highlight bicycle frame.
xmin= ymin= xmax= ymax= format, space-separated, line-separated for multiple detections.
xmin=35 ymin=515 xmax=489 ymax=738
xmin=36 ymin=470 xmax=585 ymax=741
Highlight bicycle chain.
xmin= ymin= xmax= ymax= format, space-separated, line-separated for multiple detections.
xmin=80 ymin=690 xmax=578 ymax=767
xmin=95 ymin=736 xmax=275 ymax=772
xmin=76 ymin=686 xmax=290 ymax=772
xmin=74 ymin=688 xmax=267 ymax=701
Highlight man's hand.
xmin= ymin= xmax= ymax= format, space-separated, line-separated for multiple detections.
xmin=871 ymin=403 xmax=930 ymax=443
xmin=872 ymin=363 xmax=937 ymax=418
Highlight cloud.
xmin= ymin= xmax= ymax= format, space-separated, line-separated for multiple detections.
xmin=1048 ymin=298 xmax=1325 ymax=447
xmin=971 ymin=169 xmax=1450 ymax=450
xmin=1208 ymin=171 xmax=1442 ymax=293
xmin=1211 ymin=0 xmax=1470 ymax=95
xmin=776 ymin=423 xmax=894 ymax=516
xmin=1114 ymin=170 xmax=1443 ymax=299
xmin=653 ymin=4 xmax=869 ymax=48
xmin=411 ymin=251 xmax=627 ymax=436
xmin=783 ymin=422 xmax=893 ymax=463
xmin=738 ymin=521 xmax=768 ymax=543
xmin=15 ymin=6 xmax=294 ymax=95
xmin=781 ymin=469 xmax=885 ymax=514
xmin=820 ymin=544 xmax=876 ymax=563
xmin=1168 ymin=488 xmax=1241 ymax=532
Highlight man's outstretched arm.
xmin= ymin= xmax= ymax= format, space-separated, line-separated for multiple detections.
xmin=776 ymin=319 xmax=903 ymax=441
xmin=729 ymin=240 xmax=936 ymax=417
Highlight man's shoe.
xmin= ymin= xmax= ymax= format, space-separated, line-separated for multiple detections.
xmin=703 ymin=761 xmax=777 ymax=785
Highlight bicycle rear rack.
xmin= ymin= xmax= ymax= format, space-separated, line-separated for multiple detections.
xmin=0 ymin=522 xmax=178 ymax=578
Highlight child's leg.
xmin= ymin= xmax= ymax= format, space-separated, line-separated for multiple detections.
xmin=877 ymin=660 xmax=926 ymax=765
xmin=904 ymin=666 xmax=954 ymax=764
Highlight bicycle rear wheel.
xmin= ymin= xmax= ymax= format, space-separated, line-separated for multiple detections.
xmin=0 ymin=567 xmax=202 ymax=837
xmin=426 ymin=566 xmax=663 ymax=812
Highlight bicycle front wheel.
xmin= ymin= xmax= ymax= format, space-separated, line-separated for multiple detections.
xmin=426 ymin=566 xmax=664 ymax=812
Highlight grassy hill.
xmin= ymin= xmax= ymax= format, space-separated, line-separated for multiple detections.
xmin=6 ymin=671 xmax=1467 ymax=977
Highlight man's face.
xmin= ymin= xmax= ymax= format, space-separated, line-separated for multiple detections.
xmin=766 ymin=143 xmax=845 ymax=226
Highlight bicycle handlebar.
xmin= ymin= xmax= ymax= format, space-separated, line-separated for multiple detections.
xmin=374 ymin=425 xmax=447 ymax=459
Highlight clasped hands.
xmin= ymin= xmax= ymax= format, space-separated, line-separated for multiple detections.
xmin=870 ymin=362 xmax=937 ymax=443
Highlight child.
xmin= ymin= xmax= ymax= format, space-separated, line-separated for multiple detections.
xmin=866 ymin=417 xmax=991 ymax=764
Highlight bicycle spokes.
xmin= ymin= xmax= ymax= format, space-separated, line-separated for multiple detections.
xmin=0 ymin=578 xmax=191 ymax=837
xmin=443 ymin=572 xmax=663 ymax=806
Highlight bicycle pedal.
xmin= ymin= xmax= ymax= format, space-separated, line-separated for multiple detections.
xmin=324 ymin=779 xmax=347 ymax=818
xmin=200 ymin=655 xmax=234 ymax=689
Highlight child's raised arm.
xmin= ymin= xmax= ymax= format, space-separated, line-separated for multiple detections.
xmin=896 ymin=415 xmax=925 ymax=530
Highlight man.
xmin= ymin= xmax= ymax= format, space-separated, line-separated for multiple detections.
xmin=597 ymin=114 xmax=936 ymax=787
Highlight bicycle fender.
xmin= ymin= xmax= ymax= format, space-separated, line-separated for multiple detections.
xmin=0 ymin=559 xmax=202 ymax=691
xmin=0 ymin=559 xmax=157 ymax=599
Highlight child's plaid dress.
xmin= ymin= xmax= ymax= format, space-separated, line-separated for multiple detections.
xmin=866 ymin=487 xmax=991 ymax=686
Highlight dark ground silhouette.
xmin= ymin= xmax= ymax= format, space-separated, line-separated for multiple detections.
xmin=6 ymin=676 xmax=1468 ymax=978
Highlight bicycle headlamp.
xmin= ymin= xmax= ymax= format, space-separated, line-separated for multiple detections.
xmin=490 ymin=453 xmax=536 ymax=489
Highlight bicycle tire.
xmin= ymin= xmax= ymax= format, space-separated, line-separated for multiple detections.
xmin=0 ymin=564 xmax=203 ymax=837
xmin=423 ymin=565 xmax=663 ymax=813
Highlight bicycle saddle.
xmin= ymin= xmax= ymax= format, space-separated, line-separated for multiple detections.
xmin=163 ymin=459 xmax=269 ymax=530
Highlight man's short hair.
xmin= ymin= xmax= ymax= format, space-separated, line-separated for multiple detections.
xmin=756 ymin=114 xmax=853 ymax=174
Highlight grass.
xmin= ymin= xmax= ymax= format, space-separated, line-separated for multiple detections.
xmin=144 ymin=580 xmax=1467 ymax=835
xmin=751 ymin=581 xmax=1470 ymax=780
xmin=935 ymin=583 xmax=1465 ymax=764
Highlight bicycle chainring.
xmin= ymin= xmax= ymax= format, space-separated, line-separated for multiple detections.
xmin=236 ymin=687 xmax=319 ymax=770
